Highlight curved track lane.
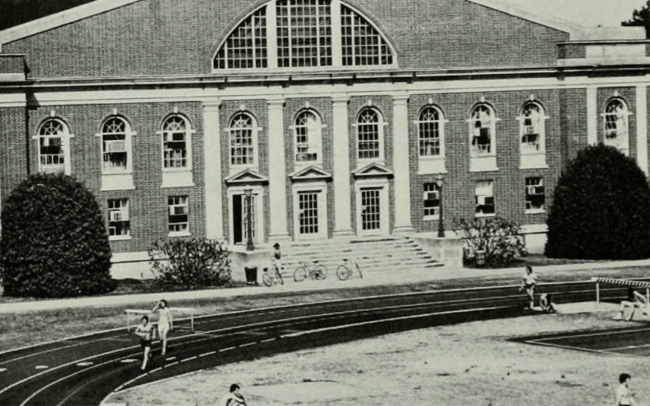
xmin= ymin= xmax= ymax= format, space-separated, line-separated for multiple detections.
xmin=0 ymin=281 xmax=631 ymax=406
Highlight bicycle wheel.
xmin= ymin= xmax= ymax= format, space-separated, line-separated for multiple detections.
xmin=336 ymin=265 xmax=350 ymax=281
xmin=262 ymin=272 xmax=272 ymax=287
xmin=315 ymin=264 xmax=327 ymax=280
xmin=294 ymin=266 xmax=307 ymax=282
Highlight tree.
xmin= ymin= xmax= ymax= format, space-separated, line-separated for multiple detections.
xmin=454 ymin=216 xmax=526 ymax=267
xmin=622 ymin=1 xmax=650 ymax=39
xmin=545 ymin=144 xmax=650 ymax=260
xmin=0 ymin=173 xmax=115 ymax=298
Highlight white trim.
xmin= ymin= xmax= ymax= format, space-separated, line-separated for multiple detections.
xmin=292 ymin=182 xmax=328 ymax=241
xmin=203 ymin=101 xmax=224 ymax=240
xmin=355 ymin=179 xmax=390 ymax=237
xmin=637 ymin=84 xmax=649 ymax=176
xmin=0 ymin=92 xmax=26 ymax=107
xmin=0 ymin=0 xmax=143 ymax=49
xmin=227 ymin=186 xmax=265 ymax=246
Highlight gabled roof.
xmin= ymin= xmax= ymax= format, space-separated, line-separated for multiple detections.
xmin=353 ymin=162 xmax=393 ymax=179
xmin=0 ymin=0 xmax=643 ymax=52
xmin=224 ymin=168 xmax=269 ymax=185
xmin=289 ymin=165 xmax=333 ymax=182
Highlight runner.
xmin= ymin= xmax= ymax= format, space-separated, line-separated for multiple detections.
xmin=616 ymin=373 xmax=638 ymax=406
xmin=519 ymin=265 xmax=537 ymax=311
xmin=614 ymin=288 xmax=648 ymax=321
xmin=134 ymin=315 xmax=156 ymax=371
xmin=220 ymin=384 xmax=247 ymax=406
xmin=152 ymin=299 xmax=173 ymax=355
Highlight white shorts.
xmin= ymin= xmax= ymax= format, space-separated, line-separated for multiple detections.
xmin=158 ymin=322 xmax=170 ymax=336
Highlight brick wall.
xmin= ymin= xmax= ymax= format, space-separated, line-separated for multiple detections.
xmin=0 ymin=107 xmax=29 ymax=198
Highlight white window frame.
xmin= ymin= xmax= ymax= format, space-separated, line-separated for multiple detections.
xmin=96 ymin=115 xmax=136 ymax=191
xmin=158 ymin=114 xmax=196 ymax=188
xmin=602 ymin=97 xmax=631 ymax=155
xmin=34 ymin=117 xmax=74 ymax=175
xmin=292 ymin=182 xmax=328 ymax=240
xmin=475 ymin=180 xmax=495 ymax=218
xmin=291 ymin=109 xmax=325 ymax=167
xmin=354 ymin=107 xmax=386 ymax=164
xmin=355 ymin=178 xmax=390 ymax=237
xmin=107 ymin=198 xmax=131 ymax=240
xmin=211 ymin=0 xmax=397 ymax=72
xmin=525 ymin=177 xmax=545 ymax=214
xmin=227 ymin=112 xmax=261 ymax=172
xmin=422 ymin=182 xmax=440 ymax=220
xmin=415 ymin=105 xmax=447 ymax=174
xmin=168 ymin=196 xmax=190 ymax=237
xmin=468 ymin=104 xmax=499 ymax=172
xmin=518 ymin=101 xmax=549 ymax=169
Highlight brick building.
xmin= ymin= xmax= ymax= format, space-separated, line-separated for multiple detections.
xmin=0 ymin=0 xmax=648 ymax=272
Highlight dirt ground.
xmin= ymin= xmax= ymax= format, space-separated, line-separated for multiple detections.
xmin=107 ymin=304 xmax=650 ymax=406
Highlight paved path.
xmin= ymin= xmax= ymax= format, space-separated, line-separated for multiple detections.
xmin=1 ymin=259 xmax=650 ymax=314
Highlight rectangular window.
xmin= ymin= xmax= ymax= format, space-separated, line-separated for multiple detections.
xmin=163 ymin=131 xmax=187 ymax=168
xmin=168 ymin=196 xmax=189 ymax=234
xmin=276 ymin=0 xmax=332 ymax=68
xmin=525 ymin=177 xmax=545 ymax=212
xmin=423 ymin=183 xmax=440 ymax=219
xmin=103 ymin=133 xmax=128 ymax=173
xmin=108 ymin=199 xmax=130 ymax=238
xmin=40 ymin=136 xmax=65 ymax=173
xmin=521 ymin=116 xmax=540 ymax=153
xmin=475 ymin=181 xmax=495 ymax=216
xmin=230 ymin=128 xmax=255 ymax=166
xmin=357 ymin=124 xmax=380 ymax=159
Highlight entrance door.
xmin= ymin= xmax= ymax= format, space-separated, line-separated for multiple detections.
xmin=360 ymin=188 xmax=381 ymax=233
xmin=232 ymin=194 xmax=256 ymax=245
xmin=297 ymin=191 xmax=320 ymax=238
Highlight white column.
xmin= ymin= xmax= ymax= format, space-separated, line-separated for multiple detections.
xmin=587 ymin=86 xmax=598 ymax=145
xmin=330 ymin=0 xmax=343 ymax=67
xmin=267 ymin=97 xmax=290 ymax=242
xmin=392 ymin=93 xmax=415 ymax=235
xmin=203 ymin=101 xmax=224 ymax=241
xmin=332 ymin=95 xmax=354 ymax=237
xmin=637 ymin=84 xmax=648 ymax=176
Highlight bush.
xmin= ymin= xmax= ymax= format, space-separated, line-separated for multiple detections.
xmin=454 ymin=217 xmax=527 ymax=267
xmin=545 ymin=144 xmax=650 ymax=260
xmin=0 ymin=173 xmax=115 ymax=298
xmin=149 ymin=238 xmax=231 ymax=289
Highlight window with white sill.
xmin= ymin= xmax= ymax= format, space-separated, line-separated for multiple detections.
xmin=356 ymin=107 xmax=384 ymax=162
xmin=168 ymin=196 xmax=189 ymax=235
xmin=107 ymin=198 xmax=130 ymax=239
xmin=603 ymin=98 xmax=630 ymax=155
xmin=470 ymin=105 xmax=495 ymax=157
xmin=100 ymin=117 xmax=132 ymax=174
xmin=475 ymin=180 xmax=495 ymax=217
xmin=37 ymin=118 xmax=71 ymax=174
xmin=229 ymin=112 xmax=258 ymax=167
xmin=525 ymin=177 xmax=545 ymax=213
xmin=293 ymin=109 xmax=323 ymax=164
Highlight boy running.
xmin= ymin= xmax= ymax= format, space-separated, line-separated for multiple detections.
xmin=134 ymin=315 xmax=156 ymax=371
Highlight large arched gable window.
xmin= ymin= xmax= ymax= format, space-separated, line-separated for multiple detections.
xmin=602 ymin=97 xmax=630 ymax=155
xmin=292 ymin=109 xmax=324 ymax=164
xmin=36 ymin=117 xmax=73 ymax=175
xmin=213 ymin=0 xmax=395 ymax=71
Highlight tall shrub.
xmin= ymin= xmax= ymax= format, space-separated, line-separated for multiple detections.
xmin=454 ymin=216 xmax=526 ymax=267
xmin=0 ymin=173 xmax=115 ymax=297
xmin=545 ymin=144 xmax=650 ymax=259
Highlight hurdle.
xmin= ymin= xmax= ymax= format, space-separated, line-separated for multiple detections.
xmin=590 ymin=277 xmax=650 ymax=308
xmin=125 ymin=307 xmax=196 ymax=333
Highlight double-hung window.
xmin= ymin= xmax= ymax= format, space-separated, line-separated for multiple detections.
xmin=107 ymin=198 xmax=130 ymax=239
xmin=37 ymin=118 xmax=72 ymax=174
xmin=168 ymin=196 xmax=189 ymax=235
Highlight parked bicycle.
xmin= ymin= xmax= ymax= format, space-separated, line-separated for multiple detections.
xmin=262 ymin=264 xmax=284 ymax=287
xmin=294 ymin=260 xmax=327 ymax=282
xmin=336 ymin=257 xmax=363 ymax=281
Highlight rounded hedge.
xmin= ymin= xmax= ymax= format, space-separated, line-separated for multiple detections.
xmin=0 ymin=173 xmax=115 ymax=298
xmin=545 ymin=144 xmax=650 ymax=260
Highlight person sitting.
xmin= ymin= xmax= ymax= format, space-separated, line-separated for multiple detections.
xmin=220 ymin=383 xmax=247 ymax=406
xmin=539 ymin=293 xmax=556 ymax=313
xmin=614 ymin=288 xmax=648 ymax=321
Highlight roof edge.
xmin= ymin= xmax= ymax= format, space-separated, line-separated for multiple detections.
xmin=0 ymin=0 xmax=143 ymax=50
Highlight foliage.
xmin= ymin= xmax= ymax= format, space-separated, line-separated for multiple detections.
xmin=454 ymin=216 xmax=526 ymax=267
xmin=545 ymin=144 xmax=650 ymax=260
xmin=0 ymin=173 xmax=115 ymax=298
xmin=149 ymin=238 xmax=231 ymax=289
xmin=622 ymin=1 xmax=650 ymax=38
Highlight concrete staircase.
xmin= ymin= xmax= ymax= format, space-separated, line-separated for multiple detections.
xmin=277 ymin=236 xmax=443 ymax=281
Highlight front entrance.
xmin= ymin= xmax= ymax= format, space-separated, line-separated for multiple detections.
xmin=228 ymin=187 xmax=264 ymax=246
xmin=355 ymin=181 xmax=389 ymax=237
xmin=292 ymin=182 xmax=328 ymax=240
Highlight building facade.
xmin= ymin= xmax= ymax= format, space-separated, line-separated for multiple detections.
xmin=0 ymin=0 xmax=649 ymax=267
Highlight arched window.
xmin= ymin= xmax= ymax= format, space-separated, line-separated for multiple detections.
xmin=417 ymin=106 xmax=444 ymax=158
xmin=356 ymin=107 xmax=384 ymax=161
xmin=520 ymin=102 xmax=545 ymax=154
xmin=100 ymin=117 xmax=133 ymax=174
xmin=37 ymin=118 xmax=71 ymax=174
xmin=294 ymin=110 xmax=323 ymax=164
xmin=213 ymin=0 xmax=395 ymax=71
xmin=469 ymin=105 xmax=495 ymax=157
xmin=603 ymin=98 xmax=630 ymax=154
xmin=229 ymin=112 xmax=258 ymax=166
xmin=161 ymin=115 xmax=191 ymax=169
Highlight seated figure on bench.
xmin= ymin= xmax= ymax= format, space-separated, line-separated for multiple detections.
xmin=614 ymin=288 xmax=649 ymax=321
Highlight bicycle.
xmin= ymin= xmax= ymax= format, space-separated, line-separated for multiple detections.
xmin=262 ymin=263 xmax=284 ymax=287
xmin=293 ymin=260 xmax=327 ymax=282
xmin=336 ymin=257 xmax=363 ymax=281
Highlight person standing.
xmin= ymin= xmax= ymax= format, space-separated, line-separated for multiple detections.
xmin=616 ymin=373 xmax=638 ymax=406
xmin=519 ymin=265 xmax=538 ymax=311
xmin=134 ymin=315 xmax=156 ymax=371
xmin=271 ymin=243 xmax=284 ymax=284
xmin=152 ymin=299 xmax=173 ymax=355
xmin=220 ymin=383 xmax=247 ymax=406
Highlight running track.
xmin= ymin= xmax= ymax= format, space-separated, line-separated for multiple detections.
xmin=0 ymin=281 xmax=637 ymax=406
